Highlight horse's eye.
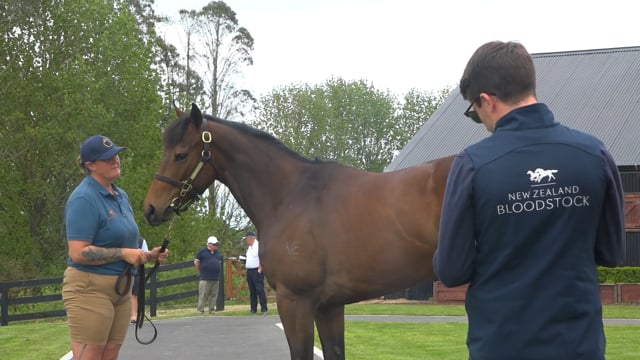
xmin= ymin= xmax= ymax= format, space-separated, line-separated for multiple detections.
xmin=175 ymin=153 xmax=188 ymax=162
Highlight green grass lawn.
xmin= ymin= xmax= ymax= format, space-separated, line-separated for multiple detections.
xmin=341 ymin=304 xmax=640 ymax=359
xmin=0 ymin=319 xmax=69 ymax=360
xmin=1 ymin=304 xmax=639 ymax=360
xmin=339 ymin=322 xmax=640 ymax=360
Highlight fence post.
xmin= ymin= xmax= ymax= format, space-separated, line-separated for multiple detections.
xmin=225 ymin=258 xmax=234 ymax=299
xmin=1 ymin=283 xmax=8 ymax=326
xmin=217 ymin=256 xmax=225 ymax=311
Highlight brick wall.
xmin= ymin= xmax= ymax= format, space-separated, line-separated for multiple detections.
xmin=433 ymin=281 xmax=640 ymax=304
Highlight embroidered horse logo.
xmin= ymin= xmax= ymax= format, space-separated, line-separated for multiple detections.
xmin=526 ymin=168 xmax=558 ymax=183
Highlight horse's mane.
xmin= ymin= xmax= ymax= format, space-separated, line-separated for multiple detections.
xmin=163 ymin=114 xmax=325 ymax=165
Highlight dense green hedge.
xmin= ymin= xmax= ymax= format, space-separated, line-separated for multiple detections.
xmin=597 ymin=267 xmax=640 ymax=283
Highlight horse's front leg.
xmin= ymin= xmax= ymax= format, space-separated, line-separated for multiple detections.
xmin=315 ymin=304 xmax=345 ymax=360
xmin=276 ymin=289 xmax=317 ymax=360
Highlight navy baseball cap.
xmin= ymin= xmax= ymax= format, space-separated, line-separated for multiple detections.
xmin=243 ymin=231 xmax=256 ymax=238
xmin=80 ymin=135 xmax=126 ymax=163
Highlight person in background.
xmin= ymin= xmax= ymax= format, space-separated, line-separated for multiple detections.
xmin=130 ymin=236 xmax=149 ymax=324
xmin=194 ymin=236 xmax=223 ymax=314
xmin=244 ymin=231 xmax=268 ymax=316
xmin=433 ymin=41 xmax=625 ymax=360
xmin=62 ymin=135 xmax=169 ymax=360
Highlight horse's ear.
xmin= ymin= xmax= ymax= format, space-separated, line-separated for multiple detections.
xmin=190 ymin=103 xmax=203 ymax=128
xmin=174 ymin=101 xmax=185 ymax=116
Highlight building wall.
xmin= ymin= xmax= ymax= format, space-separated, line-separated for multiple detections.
xmin=621 ymin=168 xmax=640 ymax=265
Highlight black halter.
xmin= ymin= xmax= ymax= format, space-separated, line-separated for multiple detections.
xmin=154 ymin=120 xmax=215 ymax=214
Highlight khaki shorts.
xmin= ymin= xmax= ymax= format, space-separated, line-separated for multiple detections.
xmin=62 ymin=267 xmax=131 ymax=345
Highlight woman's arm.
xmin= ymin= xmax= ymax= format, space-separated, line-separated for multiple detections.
xmin=68 ymin=240 xmax=146 ymax=266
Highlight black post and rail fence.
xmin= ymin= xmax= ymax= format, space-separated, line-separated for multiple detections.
xmin=5 ymin=255 xmax=638 ymax=326
xmin=0 ymin=259 xmax=238 ymax=326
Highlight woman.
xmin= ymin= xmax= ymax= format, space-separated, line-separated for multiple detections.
xmin=62 ymin=135 xmax=168 ymax=359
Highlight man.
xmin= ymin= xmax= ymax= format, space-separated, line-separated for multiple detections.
xmin=244 ymin=231 xmax=268 ymax=316
xmin=434 ymin=41 xmax=625 ymax=360
xmin=194 ymin=236 xmax=223 ymax=314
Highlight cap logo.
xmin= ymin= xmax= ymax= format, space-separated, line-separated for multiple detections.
xmin=102 ymin=137 xmax=114 ymax=148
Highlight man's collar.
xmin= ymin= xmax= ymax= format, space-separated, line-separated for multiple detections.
xmin=494 ymin=103 xmax=556 ymax=132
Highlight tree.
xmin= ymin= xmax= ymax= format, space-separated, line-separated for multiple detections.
xmin=398 ymin=87 xmax=452 ymax=137
xmin=177 ymin=1 xmax=256 ymax=120
xmin=0 ymin=0 xmax=163 ymax=279
xmin=125 ymin=0 xmax=197 ymax=126
xmin=163 ymin=1 xmax=257 ymax=243
xmin=254 ymin=78 xmax=449 ymax=172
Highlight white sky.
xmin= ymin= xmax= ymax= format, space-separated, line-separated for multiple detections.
xmin=154 ymin=0 xmax=639 ymax=98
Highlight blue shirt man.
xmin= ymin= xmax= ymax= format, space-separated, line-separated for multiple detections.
xmin=195 ymin=236 xmax=223 ymax=281
xmin=194 ymin=236 xmax=223 ymax=313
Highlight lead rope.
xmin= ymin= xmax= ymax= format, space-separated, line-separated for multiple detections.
xmin=135 ymin=219 xmax=174 ymax=344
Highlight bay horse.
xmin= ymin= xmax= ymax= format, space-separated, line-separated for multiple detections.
xmin=142 ymin=103 xmax=454 ymax=360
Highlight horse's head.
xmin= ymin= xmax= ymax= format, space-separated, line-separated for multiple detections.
xmin=143 ymin=103 xmax=217 ymax=225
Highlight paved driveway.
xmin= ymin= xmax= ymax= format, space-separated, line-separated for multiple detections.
xmin=118 ymin=314 xmax=470 ymax=359
xmin=119 ymin=315 xmax=297 ymax=359
xmin=113 ymin=314 xmax=640 ymax=360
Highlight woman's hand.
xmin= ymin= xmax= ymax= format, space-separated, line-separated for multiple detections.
xmin=145 ymin=246 xmax=169 ymax=264
xmin=123 ymin=248 xmax=148 ymax=266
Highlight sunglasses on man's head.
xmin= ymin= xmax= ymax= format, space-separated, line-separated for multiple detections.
xmin=463 ymin=92 xmax=496 ymax=124
xmin=464 ymin=97 xmax=482 ymax=124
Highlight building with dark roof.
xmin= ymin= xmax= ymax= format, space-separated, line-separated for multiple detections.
xmin=384 ymin=46 xmax=640 ymax=299
xmin=388 ymin=46 xmax=640 ymax=169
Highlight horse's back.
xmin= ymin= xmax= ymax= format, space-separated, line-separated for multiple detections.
xmin=288 ymin=154 xmax=455 ymax=248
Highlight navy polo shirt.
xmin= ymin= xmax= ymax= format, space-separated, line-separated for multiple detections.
xmin=195 ymin=248 xmax=222 ymax=280
xmin=65 ymin=176 xmax=139 ymax=275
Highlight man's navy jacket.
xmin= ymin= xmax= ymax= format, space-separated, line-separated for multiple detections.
xmin=434 ymin=103 xmax=625 ymax=360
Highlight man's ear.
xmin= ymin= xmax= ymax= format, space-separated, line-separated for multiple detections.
xmin=479 ymin=92 xmax=493 ymax=106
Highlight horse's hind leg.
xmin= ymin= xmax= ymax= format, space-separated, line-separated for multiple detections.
xmin=277 ymin=291 xmax=316 ymax=360
xmin=315 ymin=304 xmax=345 ymax=360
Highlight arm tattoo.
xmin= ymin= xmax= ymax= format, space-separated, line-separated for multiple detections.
xmin=81 ymin=246 xmax=123 ymax=264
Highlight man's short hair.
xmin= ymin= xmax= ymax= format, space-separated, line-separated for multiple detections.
xmin=459 ymin=41 xmax=536 ymax=104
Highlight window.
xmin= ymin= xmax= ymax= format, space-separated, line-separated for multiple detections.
xmin=625 ymin=193 xmax=640 ymax=230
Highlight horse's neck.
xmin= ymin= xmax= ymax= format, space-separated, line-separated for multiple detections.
xmin=216 ymin=137 xmax=307 ymax=229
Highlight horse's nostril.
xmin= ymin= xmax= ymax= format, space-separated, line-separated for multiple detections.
xmin=144 ymin=204 xmax=162 ymax=226
xmin=145 ymin=204 xmax=156 ymax=220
